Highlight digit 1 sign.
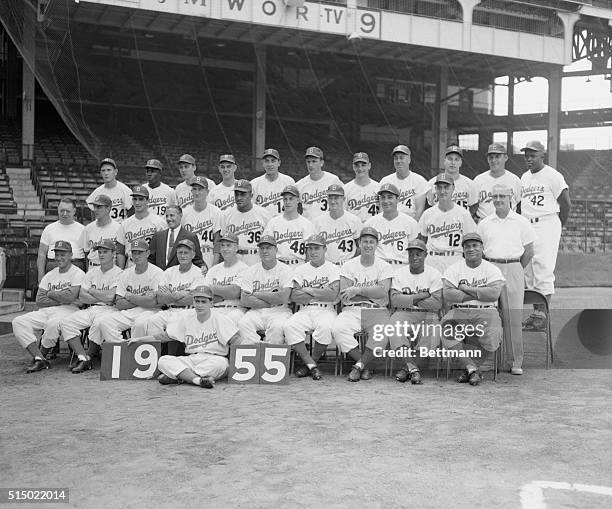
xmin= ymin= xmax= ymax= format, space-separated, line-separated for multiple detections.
xmin=100 ymin=342 xmax=162 ymax=380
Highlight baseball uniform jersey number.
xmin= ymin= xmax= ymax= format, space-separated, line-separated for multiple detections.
xmin=247 ymin=231 xmax=262 ymax=244
xmin=457 ymin=200 xmax=468 ymax=208
xmin=367 ymin=204 xmax=380 ymax=216
xmin=338 ymin=239 xmax=355 ymax=252
xmin=320 ymin=199 xmax=328 ymax=211
xmin=201 ymin=229 xmax=213 ymax=242
xmin=276 ymin=202 xmax=284 ymax=214
xmin=100 ymin=342 xmax=161 ymax=380
xmin=156 ymin=205 xmax=166 ymax=216
xmin=448 ymin=233 xmax=461 ymax=247
xmin=111 ymin=208 xmax=126 ymax=220
xmin=396 ymin=240 xmax=404 ymax=251
xmin=289 ymin=241 xmax=306 ymax=255
xmin=530 ymin=195 xmax=544 ymax=206
xmin=405 ymin=199 xmax=412 ymax=208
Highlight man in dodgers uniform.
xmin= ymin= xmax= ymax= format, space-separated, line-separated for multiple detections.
xmin=87 ymin=158 xmax=133 ymax=223
xmin=174 ymin=154 xmax=216 ymax=209
xmin=478 ymin=184 xmax=535 ymax=375
xmin=331 ymin=227 xmax=393 ymax=382
xmin=79 ymin=194 xmax=121 ymax=270
xmin=58 ymin=239 xmax=123 ymax=373
xmin=283 ymin=234 xmax=340 ymax=381
xmin=441 ymin=233 xmax=505 ymax=386
xmin=12 ymin=241 xmax=84 ymax=373
xmin=251 ymin=148 xmax=295 ymax=216
xmin=263 ymin=185 xmax=315 ymax=266
xmin=296 ymin=146 xmax=342 ymax=221
xmin=365 ymin=183 xmax=419 ymax=266
xmin=208 ymin=154 xmax=238 ymax=211
xmin=143 ymin=159 xmax=175 ymax=217
xmin=237 ymin=235 xmax=293 ymax=344
xmin=344 ymin=152 xmax=379 ymax=222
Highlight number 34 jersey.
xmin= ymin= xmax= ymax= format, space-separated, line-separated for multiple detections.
xmin=418 ymin=204 xmax=477 ymax=255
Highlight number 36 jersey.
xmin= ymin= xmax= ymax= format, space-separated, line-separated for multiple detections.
xmin=220 ymin=205 xmax=271 ymax=252
xmin=418 ymin=204 xmax=477 ymax=255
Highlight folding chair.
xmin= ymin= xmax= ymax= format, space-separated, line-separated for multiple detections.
xmin=523 ymin=289 xmax=553 ymax=369
xmin=289 ymin=330 xmax=341 ymax=376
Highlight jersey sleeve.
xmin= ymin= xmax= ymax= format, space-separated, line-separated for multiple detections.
xmin=40 ymin=225 xmax=52 ymax=247
xmin=512 ymin=176 xmax=522 ymax=206
xmin=418 ymin=211 xmax=429 ymax=237
xmin=351 ymin=214 xmax=363 ymax=238
xmin=468 ymin=179 xmax=478 ymax=206
xmin=115 ymin=272 xmax=128 ymax=297
xmin=80 ymin=271 xmax=94 ymax=291
xmin=212 ymin=207 xmax=223 ymax=233
xmin=165 ymin=310 xmax=188 ymax=343
xmin=213 ymin=312 xmax=239 ymax=346
xmin=122 ymin=185 xmax=133 ymax=210
xmin=71 ymin=267 xmax=86 ymax=286
xmin=463 ymin=209 xmax=477 ymax=234
xmin=487 ymin=263 xmax=505 ymax=284
xmin=551 ymin=170 xmax=569 ymax=199
xmin=116 ymin=223 xmax=126 ymax=247
xmin=279 ymin=264 xmax=294 ymax=288
xmin=416 ymin=174 xmax=430 ymax=196
xmin=39 ymin=272 xmax=51 ymax=291
xmin=78 ymin=227 xmax=89 ymax=254
xmin=237 ymin=267 xmax=254 ymax=293
xmin=428 ymin=268 xmax=443 ymax=293
xmin=442 ymin=262 xmax=460 ymax=286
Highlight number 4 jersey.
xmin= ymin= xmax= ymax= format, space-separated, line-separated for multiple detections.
xmin=520 ymin=165 xmax=568 ymax=219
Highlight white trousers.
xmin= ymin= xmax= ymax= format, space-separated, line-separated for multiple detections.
xmin=158 ymin=352 xmax=229 ymax=380
xmin=59 ymin=305 xmax=116 ymax=345
xmin=525 ymin=214 xmax=561 ymax=295
xmin=283 ymin=305 xmax=337 ymax=346
xmin=98 ymin=307 xmax=157 ymax=343
xmin=238 ymin=307 xmax=293 ymax=344
xmin=12 ymin=305 xmax=79 ymax=348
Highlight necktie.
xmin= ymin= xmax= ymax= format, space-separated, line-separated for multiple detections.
xmin=167 ymin=228 xmax=175 ymax=264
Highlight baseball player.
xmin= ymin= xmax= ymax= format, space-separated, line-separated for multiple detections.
xmin=132 ymin=239 xmax=206 ymax=337
xmin=418 ymin=173 xmax=477 ymax=273
xmin=174 ymin=154 xmax=216 ymax=209
xmin=129 ymin=285 xmax=240 ymax=388
xmin=388 ymin=239 xmax=443 ymax=384
xmin=251 ymin=148 xmax=296 ymax=216
xmin=478 ymin=184 xmax=535 ymax=375
xmin=364 ymin=183 xmax=419 ymax=266
xmin=181 ymin=176 xmax=223 ymax=270
xmin=87 ymin=158 xmax=133 ymax=223
xmin=98 ymin=239 xmax=164 ymax=343
xmin=283 ymin=234 xmax=340 ymax=380
xmin=473 ymin=143 xmax=522 ymax=221
xmin=427 ymin=145 xmax=478 ymax=217
xmin=208 ymin=154 xmax=238 ymax=211
xmin=379 ymin=145 xmax=428 ymax=220
xmin=312 ymin=184 xmax=362 ymax=265
xmin=237 ymin=235 xmax=293 ymax=344
xmin=263 ymin=185 xmax=315 ymax=265
xmin=441 ymin=233 xmax=505 ymax=386
xmin=115 ymin=185 xmax=166 ymax=268
xmin=331 ymin=226 xmax=393 ymax=381
xmin=520 ymin=141 xmax=571 ymax=319
xmin=58 ymin=239 xmax=123 ymax=373
xmin=78 ymin=194 xmax=121 ymax=270
xmin=220 ymin=179 xmax=271 ymax=266
xmin=37 ymin=198 xmax=85 ymax=278
xmin=203 ymin=231 xmax=248 ymax=326
xmin=344 ymin=152 xmax=380 ymax=222
xmin=12 ymin=241 xmax=84 ymax=373
xmin=295 ymin=146 xmax=342 ymax=221
xmin=143 ymin=159 xmax=175 ymax=217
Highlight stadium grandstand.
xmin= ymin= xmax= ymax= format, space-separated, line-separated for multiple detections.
xmin=1 ymin=0 xmax=612 ymax=297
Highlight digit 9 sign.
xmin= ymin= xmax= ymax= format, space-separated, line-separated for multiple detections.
xmin=100 ymin=342 xmax=161 ymax=381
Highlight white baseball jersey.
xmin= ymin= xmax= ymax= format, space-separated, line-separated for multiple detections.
xmin=312 ymin=211 xmax=362 ymax=264
xmin=80 ymin=265 xmax=123 ymax=305
xmin=392 ymin=265 xmax=443 ymax=296
xmin=115 ymin=263 xmax=164 ymax=298
xmin=379 ymin=172 xmax=429 ymax=218
xmin=79 ymin=220 xmax=121 ymax=266
xmin=478 ymin=210 xmax=536 ymax=259
xmin=208 ymin=183 xmax=236 ymax=211
xmin=220 ymin=205 xmax=271 ymax=259
xmin=204 ymin=260 xmax=249 ymax=308
xmin=39 ymin=264 xmax=85 ymax=292
xmin=144 ymin=182 xmax=175 ymax=217
xmin=181 ymin=203 xmax=223 ymax=253
xmin=166 ymin=309 xmax=238 ymax=356
xmin=263 ymin=215 xmax=316 ymax=263
xmin=427 ymin=174 xmax=478 ymax=210
xmin=419 ymin=205 xmax=477 ymax=255
xmin=473 ymin=170 xmax=522 ymax=219
xmin=340 ymin=257 xmax=393 ymax=308
xmin=521 ymin=165 xmax=568 ymax=219
xmin=443 ymin=259 xmax=505 ymax=306
xmin=252 ymin=173 xmax=296 ymax=216
xmin=160 ymin=264 xmax=206 ymax=293
xmin=344 ymin=178 xmax=380 ymax=222
xmin=174 ymin=179 xmax=216 ymax=210
xmin=296 ymin=171 xmax=343 ymax=221
xmin=364 ymin=213 xmax=419 ymax=264
xmin=87 ymin=181 xmax=133 ymax=223
xmin=40 ymin=221 xmax=85 ymax=259
xmin=237 ymin=261 xmax=293 ymax=295
xmin=291 ymin=261 xmax=340 ymax=305
xmin=116 ymin=213 xmax=166 ymax=262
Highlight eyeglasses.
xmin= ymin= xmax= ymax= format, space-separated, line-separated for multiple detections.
xmin=491 ymin=194 xmax=509 ymax=199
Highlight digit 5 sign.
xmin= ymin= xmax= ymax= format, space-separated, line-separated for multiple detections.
xmin=228 ymin=343 xmax=290 ymax=385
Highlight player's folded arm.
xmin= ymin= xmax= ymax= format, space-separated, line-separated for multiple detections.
xmin=211 ymin=284 xmax=240 ymax=300
xmin=115 ymin=295 xmax=136 ymax=310
xmin=173 ymin=292 xmax=194 ymax=306
xmin=472 ymin=280 xmax=504 ymax=302
xmin=77 ymin=287 xmax=98 ymax=305
xmin=417 ymin=289 xmax=443 ymax=311
xmin=258 ymin=287 xmax=290 ymax=306
xmin=357 ymin=278 xmax=391 ymax=300
xmin=442 ymin=279 xmax=469 ymax=304
xmin=50 ymin=285 xmax=81 ymax=304
xmin=240 ymin=290 xmax=268 ymax=309
xmin=309 ymin=280 xmax=339 ymax=301
xmin=35 ymin=288 xmax=56 ymax=308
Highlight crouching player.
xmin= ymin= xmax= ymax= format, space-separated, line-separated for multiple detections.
xmin=129 ymin=285 xmax=240 ymax=388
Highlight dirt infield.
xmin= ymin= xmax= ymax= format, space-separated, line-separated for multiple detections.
xmin=2 ymin=332 xmax=611 ymax=509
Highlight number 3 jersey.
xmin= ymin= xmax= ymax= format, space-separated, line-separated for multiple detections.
xmin=418 ymin=204 xmax=477 ymax=255
xmin=520 ymin=165 xmax=568 ymax=219
xmin=312 ymin=211 xmax=362 ymax=264
xmin=181 ymin=203 xmax=223 ymax=253
xmin=364 ymin=212 xmax=419 ymax=264
xmin=166 ymin=309 xmax=238 ymax=356
xmin=296 ymin=171 xmax=342 ymax=221
xmin=263 ymin=215 xmax=316 ymax=263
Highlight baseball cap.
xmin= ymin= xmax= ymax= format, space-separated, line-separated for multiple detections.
xmin=234 ymin=179 xmax=252 ymax=192
xmin=99 ymin=158 xmax=117 ymax=169
xmin=360 ymin=226 xmax=379 ymax=240
xmin=257 ymin=234 xmax=277 ymax=247
xmin=219 ymin=231 xmax=239 ymax=243
xmin=353 ymin=152 xmax=370 ymax=164
xmin=406 ymin=239 xmax=427 ymax=252
xmin=521 ymin=140 xmax=545 ymax=153
xmin=281 ymin=185 xmax=300 ymax=197
xmin=178 ymin=154 xmax=196 ymax=165
xmin=94 ymin=239 xmax=116 ymax=251
xmin=304 ymin=146 xmax=324 ymax=159
xmin=190 ymin=176 xmax=209 ymax=189
xmin=192 ymin=285 xmax=214 ymax=299
xmin=434 ymin=173 xmax=454 ymax=186
xmin=131 ymin=185 xmax=149 ymax=198
xmin=305 ymin=234 xmax=326 ymax=247
xmin=392 ymin=144 xmax=410 ymax=155
xmin=445 ymin=145 xmax=463 ymax=158
xmin=378 ymin=183 xmax=400 ymax=196
xmin=145 ymin=159 xmax=163 ymax=171
xmin=262 ymin=148 xmax=280 ymax=160
xmin=326 ymin=184 xmax=344 ymax=196
xmin=219 ymin=154 xmax=236 ymax=164
xmin=462 ymin=232 xmax=483 ymax=246
xmin=130 ymin=239 xmax=149 ymax=252
xmin=487 ymin=143 xmax=506 ymax=154
xmin=175 ymin=239 xmax=196 ymax=251
xmin=52 ymin=240 xmax=72 ymax=252
xmin=92 ymin=194 xmax=112 ymax=207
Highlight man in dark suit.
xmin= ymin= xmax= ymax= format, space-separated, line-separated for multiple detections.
xmin=148 ymin=205 xmax=205 ymax=272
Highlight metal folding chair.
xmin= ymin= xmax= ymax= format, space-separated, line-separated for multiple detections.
xmin=523 ymin=289 xmax=553 ymax=369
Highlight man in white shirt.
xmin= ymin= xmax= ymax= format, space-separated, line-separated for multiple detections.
xmin=296 ymin=146 xmax=342 ymax=221
xmin=143 ymin=159 xmax=175 ymax=217
xmin=174 ymin=154 xmax=216 ymax=209
xmin=251 ymin=148 xmax=295 ymax=216
xmin=87 ymin=158 xmax=133 ymax=223
xmin=79 ymin=194 xmax=121 ymax=270
xmin=208 ymin=154 xmax=238 ymax=211
xmin=344 ymin=152 xmax=379 ymax=222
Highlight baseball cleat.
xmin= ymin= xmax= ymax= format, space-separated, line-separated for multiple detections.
xmin=410 ymin=370 xmax=423 ymax=385
xmin=71 ymin=359 xmax=93 ymax=374
xmin=347 ymin=366 xmax=362 ymax=382
xmin=158 ymin=374 xmax=182 ymax=385
xmin=199 ymin=376 xmax=215 ymax=389
xmin=511 ymin=367 xmax=524 ymax=375
xmin=523 ymin=312 xmax=547 ymax=331
xmin=25 ymin=358 xmax=50 ymax=373
xmin=468 ymin=370 xmax=482 ymax=386
xmin=456 ymin=370 xmax=470 ymax=383
xmin=68 ymin=357 xmax=80 ymax=370
xmin=310 ymin=366 xmax=322 ymax=380
xmin=395 ymin=368 xmax=409 ymax=383
xmin=360 ymin=368 xmax=372 ymax=380
xmin=295 ymin=366 xmax=310 ymax=378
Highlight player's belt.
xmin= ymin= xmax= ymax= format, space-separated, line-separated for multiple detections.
xmin=201 ymin=246 xmax=213 ymax=251
xmin=169 ymin=305 xmax=189 ymax=309
xmin=484 ymin=257 xmax=520 ymax=264
xmin=428 ymin=251 xmax=458 ymax=257
xmin=387 ymin=260 xmax=408 ymax=265
xmin=214 ymin=304 xmax=240 ymax=308
xmin=332 ymin=260 xmax=346 ymax=266
xmin=529 ymin=217 xmax=540 ymax=223
xmin=345 ymin=304 xmax=383 ymax=309
xmin=395 ymin=307 xmax=423 ymax=312
xmin=453 ymin=304 xmax=497 ymax=309
xmin=279 ymin=259 xmax=301 ymax=265
xmin=303 ymin=303 xmax=334 ymax=309
xmin=237 ymin=248 xmax=258 ymax=254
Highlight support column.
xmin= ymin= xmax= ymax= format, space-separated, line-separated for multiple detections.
xmin=22 ymin=15 xmax=36 ymax=165
xmin=252 ymin=45 xmax=266 ymax=172
xmin=431 ymin=67 xmax=448 ymax=172
xmin=507 ymin=75 xmax=514 ymax=154
xmin=547 ymin=67 xmax=562 ymax=169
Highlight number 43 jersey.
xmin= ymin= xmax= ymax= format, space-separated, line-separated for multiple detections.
xmin=312 ymin=211 xmax=362 ymax=264
xmin=418 ymin=204 xmax=477 ymax=255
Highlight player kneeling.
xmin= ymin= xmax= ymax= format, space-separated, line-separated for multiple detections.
xmin=128 ymin=286 xmax=240 ymax=388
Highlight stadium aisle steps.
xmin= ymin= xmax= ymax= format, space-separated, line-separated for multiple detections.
xmin=6 ymin=168 xmax=44 ymax=217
